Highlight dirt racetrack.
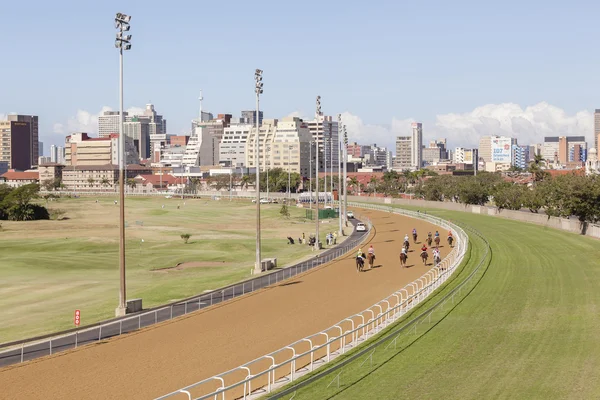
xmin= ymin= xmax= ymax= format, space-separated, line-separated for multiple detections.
xmin=0 ymin=208 xmax=451 ymax=400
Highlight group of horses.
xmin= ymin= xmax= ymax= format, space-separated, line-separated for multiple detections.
xmin=355 ymin=231 xmax=454 ymax=272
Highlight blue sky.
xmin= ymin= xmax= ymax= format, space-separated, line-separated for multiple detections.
xmin=1 ymin=0 xmax=599 ymax=152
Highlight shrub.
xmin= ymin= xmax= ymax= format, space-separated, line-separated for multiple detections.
xmin=180 ymin=233 xmax=191 ymax=244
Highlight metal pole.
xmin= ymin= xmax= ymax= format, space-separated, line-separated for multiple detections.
xmin=343 ymin=126 xmax=348 ymax=227
xmin=117 ymin=45 xmax=127 ymax=315
xmin=309 ymin=142 xmax=313 ymax=211
xmin=266 ymin=147 xmax=270 ymax=201
xmin=338 ymin=138 xmax=342 ymax=235
xmin=330 ymin=126 xmax=334 ymax=206
xmin=288 ymin=145 xmax=291 ymax=201
xmin=254 ymin=69 xmax=263 ymax=274
xmin=229 ymin=172 xmax=232 ymax=201
xmin=315 ymin=96 xmax=321 ymax=250
xmin=324 ymin=136 xmax=327 ymax=208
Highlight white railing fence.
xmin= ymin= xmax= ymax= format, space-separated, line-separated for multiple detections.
xmin=156 ymin=204 xmax=468 ymax=400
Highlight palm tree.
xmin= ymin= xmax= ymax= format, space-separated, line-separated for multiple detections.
xmin=528 ymin=154 xmax=548 ymax=183
xmin=369 ymin=176 xmax=379 ymax=196
xmin=87 ymin=177 xmax=95 ymax=188
xmin=349 ymin=177 xmax=359 ymax=194
xmin=100 ymin=177 xmax=110 ymax=191
xmin=240 ymin=175 xmax=253 ymax=190
xmin=127 ymin=178 xmax=137 ymax=191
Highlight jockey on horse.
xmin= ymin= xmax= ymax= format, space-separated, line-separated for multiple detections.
xmin=403 ymin=234 xmax=410 ymax=250
xmin=367 ymin=245 xmax=375 ymax=268
xmin=356 ymin=248 xmax=366 ymax=272
xmin=412 ymin=228 xmax=418 ymax=243
xmin=420 ymin=244 xmax=428 ymax=264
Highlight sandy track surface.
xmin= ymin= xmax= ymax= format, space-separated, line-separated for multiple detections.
xmin=0 ymin=208 xmax=450 ymax=400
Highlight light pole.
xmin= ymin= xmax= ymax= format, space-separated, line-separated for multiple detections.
xmin=288 ymin=145 xmax=293 ymax=201
xmin=324 ymin=135 xmax=327 ymax=208
xmin=266 ymin=146 xmax=270 ymax=201
xmin=114 ymin=12 xmax=131 ymax=317
xmin=315 ymin=96 xmax=321 ymax=250
xmin=343 ymin=126 xmax=348 ymax=227
xmin=254 ymin=69 xmax=263 ymax=274
xmin=330 ymin=122 xmax=334 ymax=205
xmin=229 ymin=171 xmax=232 ymax=202
xmin=337 ymin=114 xmax=342 ymax=235
xmin=309 ymin=140 xmax=314 ymax=210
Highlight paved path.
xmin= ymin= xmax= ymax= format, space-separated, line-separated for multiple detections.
xmin=0 ymin=208 xmax=449 ymax=399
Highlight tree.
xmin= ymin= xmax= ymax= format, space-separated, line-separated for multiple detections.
xmin=279 ymin=204 xmax=290 ymax=218
xmin=0 ymin=184 xmax=49 ymax=221
xmin=127 ymin=178 xmax=137 ymax=191
xmin=180 ymin=233 xmax=191 ymax=244
xmin=100 ymin=177 xmax=110 ymax=190
xmin=87 ymin=177 xmax=95 ymax=188
xmin=541 ymin=174 xmax=600 ymax=227
xmin=240 ymin=174 xmax=254 ymax=190
xmin=492 ymin=182 xmax=526 ymax=211
xmin=349 ymin=177 xmax=359 ymax=194
xmin=528 ymin=154 xmax=549 ymax=183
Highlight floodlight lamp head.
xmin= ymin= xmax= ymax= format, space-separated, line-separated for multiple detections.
xmin=255 ymin=68 xmax=263 ymax=74
xmin=125 ymin=43 xmax=132 ymax=50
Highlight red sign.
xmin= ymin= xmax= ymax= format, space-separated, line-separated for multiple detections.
xmin=74 ymin=309 xmax=81 ymax=326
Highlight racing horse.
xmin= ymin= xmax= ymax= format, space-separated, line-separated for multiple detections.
xmin=412 ymin=232 xmax=418 ymax=244
xmin=426 ymin=236 xmax=433 ymax=246
xmin=420 ymin=250 xmax=429 ymax=265
xmin=403 ymin=239 xmax=410 ymax=251
xmin=434 ymin=236 xmax=440 ymax=247
xmin=399 ymin=251 xmax=408 ymax=267
xmin=356 ymin=255 xmax=365 ymax=272
xmin=447 ymin=235 xmax=454 ymax=247
xmin=367 ymin=252 xmax=375 ymax=269
xmin=433 ymin=252 xmax=442 ymax=267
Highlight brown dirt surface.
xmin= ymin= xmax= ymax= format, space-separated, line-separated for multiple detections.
xmin=0 ymin=208 xmax=451 ymax=400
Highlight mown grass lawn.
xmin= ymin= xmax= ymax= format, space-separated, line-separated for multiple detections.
xmin=287 ymin=207 xmax=600 ymax=399
xmin=0 ymin=196 xmax=329 ymax=342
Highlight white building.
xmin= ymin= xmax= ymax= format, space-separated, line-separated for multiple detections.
xmin=394 ymin=122 xmax=422 ymax=170
xmin=245 ymin=117 xmax=312 ymax=177
xmin=586 ymin=148 xmax=599 ymax=175
xmin=305 ymin=115 xmax=339 ymax=172
xmin=453 ymin=147 xmax=478 ymax=167
xmin=98 ymin=111 xmax=128 ymax=138
xmin=219 ymin=122 xmax=252 ymax=168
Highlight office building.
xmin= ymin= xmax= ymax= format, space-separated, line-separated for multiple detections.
xmin=305 ymin=115 xmax=339 ymax=172
xmin=219 ymin=123 xmax=253 ymax=168
xmin=512 ymin=145 xmax=528 ymax=170
xmin=245 ymin=117 xmax=312 ymax=177
xmin=61 ymin=164 xmax=151 ymax=191
xmin=169 ymin=136 xmax=189 ymax=147
xmin=347 ymin=142 xmax=363 ymax=158
xmin=65 ymin=132 xmax=138 ymax=166
xmin=478 ymin=136 xmax=492 ymax=163
xmin=394 ymin=122 xmax=422 ymax=170
xmin=453 ymin=148 xmax=478 ymax=168
xmin=124 ymin=117 xmax=150 ymax=160
xmin=241 ymin=110 xmax=264 ymax=126
xmin=39 ymin=142 xmax=44 ymax=158
xmin=99 ymin=111 xmax=128 ymax=138
xmin=5 ymin=115 xmax=39 ymax=166
xmin=542 ymin=136 xmax=587 ymax=166
xmin=0 ymin=119 xmax=32 ymax=170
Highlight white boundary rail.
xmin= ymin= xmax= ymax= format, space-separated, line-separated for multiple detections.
xmin=0 ymin=217 xmax=370 ymax=368
xmin=156 ymin=203 xmax=468 ymax=400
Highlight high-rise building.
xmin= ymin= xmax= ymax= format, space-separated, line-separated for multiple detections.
xmin=245 ymin=117 xmax=312 ymax=177
xmin=5 ymin=115 xmax=39 ymax=166
xmin=50 ymin=144 xmax=58 ymax=163
xmin=219 ymin=122 xmax=252 ymax=168
xmin=124 ymin=117 xmax=150 ymax=160
xmin=305 ymin=115 xmax=339 ymax=172
xmin=39 ymin=141 xmax=44 ymax=158
xmin=98 ymin=111 xmax=128 ymax=138
xmin=347 ymin=142 xmax=363 ymax=158
xmin=511 ymin=145 xmax=528 ymax=169
xmin=65 ymin=132 xmax=138 ymax=166
xmin=478 ymin=136 xmax=492 ymax=163
xmin=595 ymin=109 xmax=600 ymax=151
xmin=0 ymin=119 xmax=32 ymax=170
xmin=454 ymin=148 xmax=478 ymax=167
xmin=543 ymin=136 xmax=587 ymax=166
xmin=241 ymin=110 xmax=264 ymax=126
xmin=395 ymin=122 xmax=422 ymax=170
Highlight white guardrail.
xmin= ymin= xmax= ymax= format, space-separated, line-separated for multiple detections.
xmin=156 ymin=203 xmax=468 ymax=400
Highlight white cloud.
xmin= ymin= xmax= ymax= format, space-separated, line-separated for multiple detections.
xmin=342 ymin=102 xmax=594 ymax=153
xmin=52 ymin=106 xmax=149 ymax=137
xmin=431 ymin=102 xmax=593 ymax=148
xmin=340 ymin=112 xmax=414 ymax=150
xmin=286 ymin=111 xmax=305 ymax=119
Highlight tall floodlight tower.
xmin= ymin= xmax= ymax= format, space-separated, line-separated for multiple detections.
xmin=315 ymin=96 xmax=322 ymax=250
xmin=114 ymin=12 xmax=132 ymax=317
xmin=337 ymin=114 xmax=343 ymax=235
xmin=254 ymin=69 xmax=264 ymax=274
xmin=343 ymin=125 xmax=348 ymax=227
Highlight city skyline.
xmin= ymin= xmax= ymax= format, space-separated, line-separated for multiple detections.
xmin=1 ymin=1 xmax=598 ymax=153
